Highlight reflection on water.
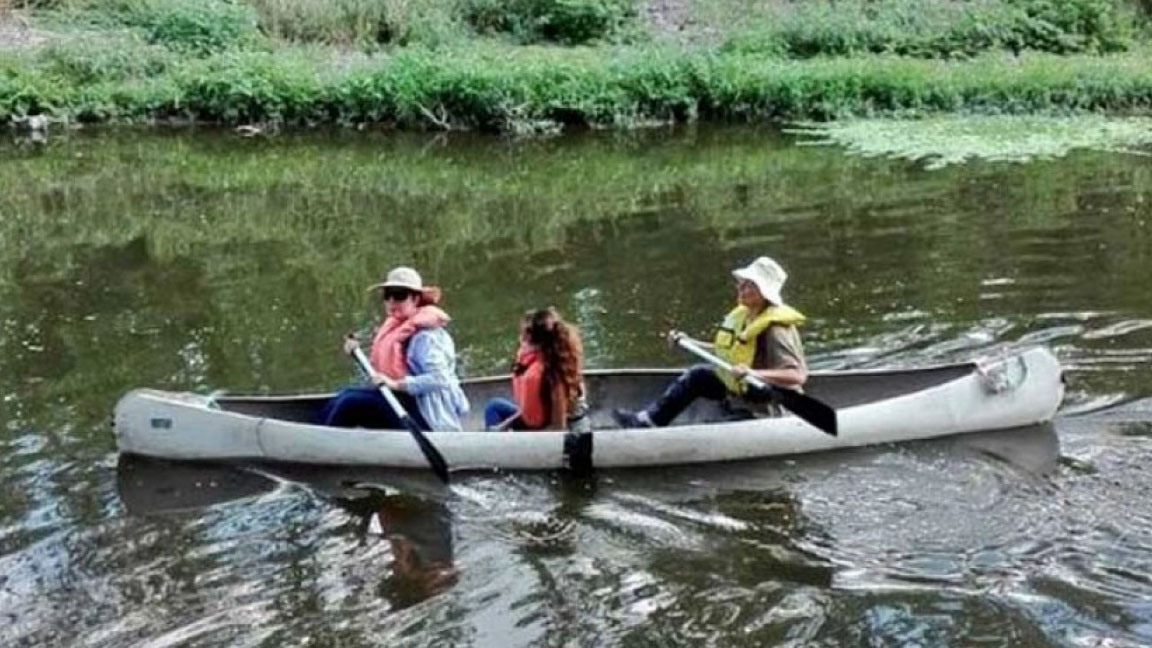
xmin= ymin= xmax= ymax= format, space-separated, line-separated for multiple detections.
xmin=353 ymin=489 xmax=458 ymax=609
xmin=10 ymin=418 xmax=1147 ymax=647
xmin=1 ymin=126 xmax=1151 ymax=646
xmin=107 ymin=423 xmax=1089 ymax=646
xmin=119 ymin=456 xmax=463 ymax=609
xmin=274 ymin=466 xmax=460 ymax=609
xmin=116 ymin=456 xmax=279 ymax=515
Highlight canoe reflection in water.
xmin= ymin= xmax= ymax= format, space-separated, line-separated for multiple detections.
xmin=116 ymin=454 xmax=279 ymax=515
xmin=116 ymin=456 xmax=459 ymax=608
xmin=331 ymin=482 xmax=459 ymax=608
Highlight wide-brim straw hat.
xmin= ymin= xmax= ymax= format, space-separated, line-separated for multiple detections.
xmin=732 ymin=256 xmax=787 ymax=305
xmin=367 ymin=266 xmax=423 ymax=293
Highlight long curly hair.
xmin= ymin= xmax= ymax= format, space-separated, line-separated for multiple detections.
xmin=523 ymin=308 xmax=583 ymax=400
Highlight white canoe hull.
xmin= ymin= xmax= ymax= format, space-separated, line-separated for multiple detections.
xmin=114 ymin=347 xmax=1064 ymax=471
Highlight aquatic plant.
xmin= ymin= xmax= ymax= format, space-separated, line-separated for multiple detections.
xmin=791 ymin=115 xmax=1152 ymax=168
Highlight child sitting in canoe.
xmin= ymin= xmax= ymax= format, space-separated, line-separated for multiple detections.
xmin=484 ymin=308 xmax=589 ymax=432
xmin=319 ymin=266 xmax=470 ymax=432
xmin=614 ymin=255 xmax=808 ymax=428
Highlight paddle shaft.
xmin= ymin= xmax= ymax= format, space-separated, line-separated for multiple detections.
xmin=675 ymin=336 xmax=838 ymax=436
xmin=351 ymin=347 xmax=416 ymax=421
xmin=676 ymin=337 xmax=774 ymax=391
xmin=349 ymin=346 xmax=450 ymax=483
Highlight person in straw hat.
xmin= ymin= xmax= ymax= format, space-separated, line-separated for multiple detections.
xmin=318 ymin=266 xmax=469 ymax=431
xmin=613 ymin=255 xmax=808 ymax=428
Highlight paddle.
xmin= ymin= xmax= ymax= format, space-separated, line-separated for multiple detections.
xmin=349 ymin=345 xmax=451 ymax=484
xmin=674 ymin=335 xmax=838 ymax=437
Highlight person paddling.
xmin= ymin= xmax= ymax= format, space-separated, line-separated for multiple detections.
xmin=614 ymin=256 xmax=807 ymax=428
xmin=318 ymin=266 xmax=469 ymax=432
xmin=484 ymin=308 xmax=589 ymax=431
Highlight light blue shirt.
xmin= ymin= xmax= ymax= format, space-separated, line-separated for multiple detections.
xmin=404 ymin=327 xmax=470 ymax=432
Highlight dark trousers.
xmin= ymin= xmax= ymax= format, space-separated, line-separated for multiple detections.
xmin=318 ymin=386 xmax=430 ymax=431
xmin=645 ymin=364 xmax=770 ymax=427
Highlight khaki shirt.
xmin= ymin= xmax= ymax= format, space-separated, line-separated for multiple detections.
xmin=753 ymin=324 xmax=806 ymax=373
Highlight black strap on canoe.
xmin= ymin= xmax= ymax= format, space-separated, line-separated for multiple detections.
xmin=563 ymin=426 xmax=593 ymax=475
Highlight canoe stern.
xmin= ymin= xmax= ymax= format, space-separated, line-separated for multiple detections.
xmin=114 ymin=389 xmax=265 ymax=460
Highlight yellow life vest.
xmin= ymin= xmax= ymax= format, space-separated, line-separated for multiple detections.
xmin=713 ymin=304 xmax=805 ymax=393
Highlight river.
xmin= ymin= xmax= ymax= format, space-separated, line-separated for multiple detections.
xmin=1 ymin=125 xmax=1150 ymax=646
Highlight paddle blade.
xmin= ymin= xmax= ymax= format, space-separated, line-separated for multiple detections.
xmin=774 ymin=387 xmax=838 ymax=437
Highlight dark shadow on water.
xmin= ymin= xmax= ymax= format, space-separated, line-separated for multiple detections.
xmin=116 ymin=454 xmax=278 ymax=516
xmin=585 ymin=422 xmax=1060 ymax=493
xmin=931 ymin=422 xmax=1061 ymax=477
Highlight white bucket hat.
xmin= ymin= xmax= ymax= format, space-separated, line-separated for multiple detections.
xmin=368 ymin=266 xmax=423 ymax=292
xmin=732 ymin=256 xmax=787 ymax=305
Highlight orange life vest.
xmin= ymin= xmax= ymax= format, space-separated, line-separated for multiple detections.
xmin=369 ymin=306 xmax=451 ymax=379
xmin=511 ymin=347 xmax=549 ymax=429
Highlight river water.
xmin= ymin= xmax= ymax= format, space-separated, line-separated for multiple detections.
xmin=1 ymin=125 xmax=1151 ymax=647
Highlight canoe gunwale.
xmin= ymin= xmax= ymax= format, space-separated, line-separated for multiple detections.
xmin=209 ymin=358 xmax=989 ymax=403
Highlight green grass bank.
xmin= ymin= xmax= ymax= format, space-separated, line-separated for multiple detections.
xmin=3 ymin=0 xmax=1152 ymax=132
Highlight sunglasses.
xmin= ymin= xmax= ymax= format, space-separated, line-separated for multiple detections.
xmin=383 ymin=288 xmax=415 ymax=302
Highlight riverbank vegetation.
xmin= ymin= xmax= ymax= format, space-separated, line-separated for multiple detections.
xmin=2 ymin=0 xmax=1152 ymax=131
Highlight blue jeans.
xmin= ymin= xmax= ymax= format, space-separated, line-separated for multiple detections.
xmin=319 ymin=386 xmax=430 ymax=431
xmin=484 ymin=397 xmax=529 ymax=430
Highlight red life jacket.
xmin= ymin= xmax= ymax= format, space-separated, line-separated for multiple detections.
xmin=511 ymin=347 xmax=549 ymax=429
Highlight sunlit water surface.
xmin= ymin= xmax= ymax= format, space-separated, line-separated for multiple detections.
xmin=1 ymin=125 xmax=1151 ymax=647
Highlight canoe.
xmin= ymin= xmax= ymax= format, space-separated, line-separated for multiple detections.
xmin=113 ymin=347 xmax=1063 ymax=471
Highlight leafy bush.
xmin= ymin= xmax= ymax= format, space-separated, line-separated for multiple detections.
xmin=245 ymin=0 xmax=466 ymax=47
xmin=169 ymin=51 xmax=325 ymax=122
xmin=245 ymin=0 xmax=387 ymax=44
xmin=466 ymin=0 xmax=638 ymax=45
xmin=39 ymin=34 xmax=174 ymax=83
xmin=1007 ymin=0 xmax=1135 ymax=54
xmin=6 ymin=1 xmax=1152 ymax=128
xmin=719 ymin=0 xmax=1138 ymax=59
xmin=97 ymin=0 xmax=263 ymax=55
